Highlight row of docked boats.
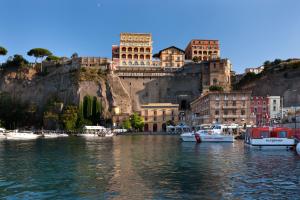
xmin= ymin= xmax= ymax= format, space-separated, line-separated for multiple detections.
xmin=0 ymin=126 xmax=115 ymax=140
xmin=180 ymin=124 xmax=300 ymax=152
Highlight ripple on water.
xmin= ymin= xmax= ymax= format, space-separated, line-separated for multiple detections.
xmin=0 ymin=136 xmax=299 ymax=199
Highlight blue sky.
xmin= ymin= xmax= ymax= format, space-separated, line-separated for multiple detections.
xmin=0 ymin=0 xmax=300 ymax=73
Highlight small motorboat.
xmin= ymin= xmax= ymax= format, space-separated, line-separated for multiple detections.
xmin=244 ymin=127 xmax=295 ymax=148
xmin=5 ymin=130 xmax=40 ymax=140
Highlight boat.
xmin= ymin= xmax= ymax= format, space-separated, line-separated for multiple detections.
xmin=0 ymin=128 xmax=6 ymax=139
xmin=5 ymin=130 xmax=40 ymax=140
xmin=42 ymin=133 xmax=69 ymax=138
xmin=78 ymin=126 xmax=114 ymax=137
xmin=244 ymin=127 xmax=295 ymax=148
xmin=181 ymin=124 xmax=235 ymax=142
xmin=297 ymin=143 xmax=300 ymax=155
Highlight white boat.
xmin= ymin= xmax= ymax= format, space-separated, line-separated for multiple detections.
xmin=0 ymin=128 xmax=6 ymax=139
xmin=42 ymin=133 xmax=68 ymax=138
xmin=79 ymin=126 xmax=114 ymax=138
xmin=181 ymin=124 xmax=235 ymax=142
xmin=181 ymin=130 xmax=234 ymax=142
xmin=245 ymin=127 xmax=295 ymax=148
xmin=297 ymin=143 xmax=300 ymax=155
xmin=5 ymin=130 xmax=40 ymax=140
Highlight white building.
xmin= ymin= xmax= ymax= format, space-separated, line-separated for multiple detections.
xmin=245 ymin=66 xmax=264 ymax=74
xmin=268 ymin=96 xmax=282 ymax=119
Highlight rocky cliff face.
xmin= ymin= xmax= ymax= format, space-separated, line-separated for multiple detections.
xmin=236 ymin=60 xmax=300 ymax=106
xmin=0 ymin=65 xmax=131 ymax=117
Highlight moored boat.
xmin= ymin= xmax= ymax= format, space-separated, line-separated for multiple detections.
xmin=244 ymin=127 xmax=295 ymax=148
xmin=181 ymin=130 xmax=235 ymax=142
xmin=5 ymin=130 xmax=40 ymax=140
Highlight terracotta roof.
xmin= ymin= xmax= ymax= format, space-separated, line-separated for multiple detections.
xmin=153 ymin=46 xmax=185 ymax=58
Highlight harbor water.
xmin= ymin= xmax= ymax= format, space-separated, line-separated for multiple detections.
xmin=0 ymin=135 xmax=299 ymax=199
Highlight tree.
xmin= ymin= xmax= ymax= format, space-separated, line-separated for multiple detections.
xmin=60 ymin=106 xmax=78 ymax=130
xmin=27 ymin=48 xmax=52 ymax=72
xmin=130 ymin=113 xmax=144 ymax=132
xmin=4 ymin=54 xmax=29 ymax=68
xmin=46 ymin=55 xmax=60 ymax=62
xmin=0 ymin=46 xmax=7 ymax=56
xmin=263 ymin=60 xmax=271 ymax=66
xmin=192 ymin=56 xmax=199 ymax=63
xmin=122 ymin=119 xmax=131 ymax=130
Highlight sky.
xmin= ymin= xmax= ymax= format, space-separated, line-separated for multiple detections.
xmin=0 ymin=0 xmax=300 ymax=73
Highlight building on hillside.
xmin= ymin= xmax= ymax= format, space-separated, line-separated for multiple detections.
xmin=250 ymin=96 xmax=270 ymax=126
xmin=72 ymin=57 xmax=111 ymax=70
xmin=245 ymin=66 xmax=264 ymax=74
xmin=185 ymin=39 xmax=220 ymax=61
xmin=190 ymin=91 xmax=255 ymax=126
xmin=117 ymin=33 xmax=153 ymax=67
xmin=153 ymin=46 xmax=185 ymax=68
xmin=140 ymin=103 xmax=179 ymax=132
xmin=268 ymin=96 xmax=282 ymax=119
xmin=201 ymin=58 xmax=232 ymax=92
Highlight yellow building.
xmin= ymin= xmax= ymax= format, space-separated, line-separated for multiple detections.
xmin=153 ymin=46 xmax=185 ymax=68
xmin=119 ymin=33 xmax=152 ymax=67
xmin=140 ymin=103 xmax=179 ymax=132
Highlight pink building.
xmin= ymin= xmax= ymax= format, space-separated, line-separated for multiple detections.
xmin=250 ymin=96 xmax=270 ymax=126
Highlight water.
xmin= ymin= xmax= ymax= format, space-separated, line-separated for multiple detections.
xmin=0 ymin=135 xmax=299 ymax=200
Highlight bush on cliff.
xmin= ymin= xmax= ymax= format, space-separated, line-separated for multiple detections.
xmin=209 ymin=85 xmax=224 ymax=91
xmin=2 ymin=54 xmax=29 ymax=68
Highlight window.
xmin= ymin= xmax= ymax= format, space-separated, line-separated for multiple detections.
xmin=232 ymin=101 xmax=236 ymax=106
xmin=260 ymin=131 xmax=269 ymax=138
xmin=273 ymin=106 xmax=276 ymax=111
xmin=154 ymin=110 xmax=157 ymax=116
xmin=241 ymin=110 xmax=245 ymax=115
xmin=273 ymin=100 xmax=276 ymax=104
xmin=215 ymin=110 xmax=219 ymax=115
xmin=145 ymin=117 xmax=148 ymax=121
xmin=224 ymin=110 xmax=228 ymax=115
xmin=278 ymin=131 xmax=287 ymax=138
xmin=154 ymin=116 xmax=157 ymax=121
xmin=145 ymin=110 xmax=148 ymax=116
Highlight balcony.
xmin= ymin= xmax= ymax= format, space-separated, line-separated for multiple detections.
xmin=223 ymin=115 xmax=239 ymax=118
xmin=222 ymin=105 xmax=238 ymax=109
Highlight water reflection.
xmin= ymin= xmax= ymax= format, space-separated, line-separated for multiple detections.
xmin=0 ymin=136 xmax=299 ymax=199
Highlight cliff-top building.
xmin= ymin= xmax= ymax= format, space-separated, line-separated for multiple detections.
xmin=153 ymin=46 xmax=185 ymax=68
xmin=185 ymin=39 xmax=220 ymax=61
xmin=117 ymin=33 xmax=153 ymax=67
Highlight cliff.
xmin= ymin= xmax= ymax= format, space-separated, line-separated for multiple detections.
xmin=235 ymin=59 xmax=300 ymax=106
xmin=0 ymin=64 xmax=131 ymax=119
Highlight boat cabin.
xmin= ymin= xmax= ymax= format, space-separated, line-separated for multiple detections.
xmin=247 ymin=127 xmax=293 ymax=139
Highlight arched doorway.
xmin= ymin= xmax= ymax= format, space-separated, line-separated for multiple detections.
xmin=153 ymin=124 xmax=157 ymax=132
xmin=180 ymin=100 xmax=187 ymax=110
xmin=144 ymin=124 xmax=149 ymax=132
xmin=162 ymin=123 xmax=167 ymax=132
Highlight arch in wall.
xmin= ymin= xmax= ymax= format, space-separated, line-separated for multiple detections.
xmin=140 ymin=47 xmax=144 ymax=52
xmin=153 ymin=124 xmax=158 ymax=132
xmin=144 ymin=124 xmax=149 ymax=132
xmin=140 ymin=54 xmax=144 ymax=60
xmin=128 ymin=47 xmax=132 ymax=52
xmin=122 ymin=54 xmax=126 ymax=59
xmin=162 ymin=123 xmax=167 ymax=132
xmin=134 ymin=47 xmax=138 ymax=52
xmin=134 ymin=54 xmax=138 ymax=59
xmin=122 ymin=47 xmax=126 ymax=52
xmin=128 ymin=54 xmax=132 ymax=59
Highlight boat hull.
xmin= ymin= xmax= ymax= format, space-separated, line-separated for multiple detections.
xmin=181 ymin=133 xmax=234 ymax=142
xmin=245 ymin=138 xmax=295 ymax=148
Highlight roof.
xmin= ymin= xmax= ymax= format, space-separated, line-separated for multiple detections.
xmin=153 ymin=46 xmax=185 ymax=58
